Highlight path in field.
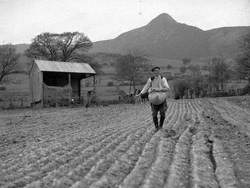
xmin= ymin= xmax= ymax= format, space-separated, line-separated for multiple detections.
xmin=0 ymin=98 xmax=250 ymax=188
xmin=207 ymin=98 xmax=250 ymax=188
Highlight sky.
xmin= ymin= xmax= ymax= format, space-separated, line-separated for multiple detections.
xmin=0 ymin=0 xmax=250 ymax=44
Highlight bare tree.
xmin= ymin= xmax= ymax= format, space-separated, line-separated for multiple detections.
xmin=237 ymin=32 xmax=250 ymax=84
xmin=0 ymin=45 xmax=20 ymax=83
xmin=115 ymin=53 xmax=148 ymax=93
xmin=188 ymin=64 xmax=201 ymax=77
xmin=25 ymin=32 xmax=92 ymax=62
xmin=208 ymin=57 xmax=230 ymax=91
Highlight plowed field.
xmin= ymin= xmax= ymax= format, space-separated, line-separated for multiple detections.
xmin=1 ymin=97 xmax=250 ymax=188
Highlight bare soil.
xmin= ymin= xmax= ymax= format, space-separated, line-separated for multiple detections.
xmin=0 ymin=98 xmax=250 ymax=188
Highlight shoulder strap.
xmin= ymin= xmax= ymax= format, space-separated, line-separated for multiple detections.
xmin=151 ymin=76 xmax=163 ymax=80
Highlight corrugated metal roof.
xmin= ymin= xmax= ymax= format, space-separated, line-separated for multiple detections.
xmin=34 ymin=60 xmax=96 ymax=74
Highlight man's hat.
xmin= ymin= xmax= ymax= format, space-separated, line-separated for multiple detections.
xmin=151 ymin=66 xmax=160 ymax=72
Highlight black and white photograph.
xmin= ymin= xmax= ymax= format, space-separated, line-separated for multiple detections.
xmin=0 ymin=0 xmax=250 ymax=187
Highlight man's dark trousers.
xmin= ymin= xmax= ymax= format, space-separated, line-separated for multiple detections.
xmin=150 ymin=100 xmax=167 ymax=129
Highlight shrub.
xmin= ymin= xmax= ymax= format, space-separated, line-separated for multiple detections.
xmin=241 ymin=84 xmax=250 ymax=95
xmin=107 ymin=81 xmax=114 ymax=86
xmin=0 ymin=85 xmax=6 ymax=90
xmin=172 ymin=79 xmax=189 ymax=99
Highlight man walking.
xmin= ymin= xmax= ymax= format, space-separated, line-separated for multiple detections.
xmin=136 ymin=66 xmax=170 ymax=131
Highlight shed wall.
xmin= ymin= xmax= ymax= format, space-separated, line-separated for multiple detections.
xmin=30 ymin=64 xmax=43 ymax=103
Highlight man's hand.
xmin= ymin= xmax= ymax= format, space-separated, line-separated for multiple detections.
xmin=135 ymin=93 xmax=141 ymax=97
xmin=151 ymin=88 xmax=160 ymax=92
xmin=149 ymin=88 xmax=156 ymax=93
xmin=151 ymin=88 xmax=169 ymax=92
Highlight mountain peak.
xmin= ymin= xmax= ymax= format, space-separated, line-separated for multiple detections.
xmin=148 ymin=13 xmax=177 ymax=26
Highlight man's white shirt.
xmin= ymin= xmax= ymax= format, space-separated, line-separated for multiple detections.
xmin=141 ymin=75 xmax=170 ymax=94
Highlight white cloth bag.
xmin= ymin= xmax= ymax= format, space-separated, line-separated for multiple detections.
xmin=148 ymin=92 xmax=167 ymax=105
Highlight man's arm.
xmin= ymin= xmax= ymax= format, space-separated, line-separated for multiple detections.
xmin=157 ymin=77 xmax=170 ymax=92
xmin=136 ymin=78 xmax=151 ymax=96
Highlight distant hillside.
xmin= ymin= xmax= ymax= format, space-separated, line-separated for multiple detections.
xmin=206 ymin=27 xmax=249 ymax=57
xmin=4 ymin=13 xmax=250 ymax=67
xmin=14 ymin=44 xmax=30 ymax=54
xmin=90 ymin=13 xmax=250 ymax=59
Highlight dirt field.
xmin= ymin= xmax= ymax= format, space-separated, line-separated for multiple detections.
xmin=0 ymin=97 xmax=250 ymax=188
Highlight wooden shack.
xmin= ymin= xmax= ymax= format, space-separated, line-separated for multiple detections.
xmin=29 ymin=60 xmax=96 ymax=107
